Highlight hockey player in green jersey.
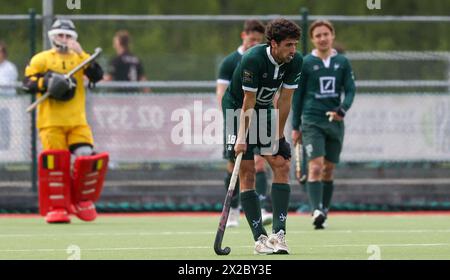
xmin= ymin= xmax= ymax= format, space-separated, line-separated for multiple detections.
xmin=291 ymin=20 xmax=356 ymax=229
xmin=216 ymin=20 xmax=272 ymax=228
xmin=222 ymin=18 xmax=302 ymax=254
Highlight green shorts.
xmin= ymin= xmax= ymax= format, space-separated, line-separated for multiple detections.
xmin=301 ymin=120 xmax=345 ymax=163
xmin=222 ymin=94 xmax=276 ymax=161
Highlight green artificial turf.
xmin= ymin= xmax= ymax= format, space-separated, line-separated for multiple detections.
xmin=0 ymin=213 xmax=449 ymax=260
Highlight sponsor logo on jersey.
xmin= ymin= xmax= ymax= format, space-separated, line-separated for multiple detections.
xmin=317 ymin=76 xmax=338 ymax=98
xmin=320 ymin=77 xmax=336 ymax=93
xmin=256 ymin=87 xmax=278 ymax=105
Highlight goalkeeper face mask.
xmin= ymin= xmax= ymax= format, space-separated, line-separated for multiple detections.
xmin=48 ymin=19 xmax=78 ymax=53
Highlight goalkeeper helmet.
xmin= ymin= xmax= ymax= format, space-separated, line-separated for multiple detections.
xmin=48 ymin=19 xmax=78 ymax=52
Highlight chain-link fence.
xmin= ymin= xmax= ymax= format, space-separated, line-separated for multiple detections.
xmin=0 ymin=95 xmax=31 ymax=163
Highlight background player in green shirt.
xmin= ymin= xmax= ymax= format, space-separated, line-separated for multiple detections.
xmin=216 ymin=20 xmax=272 ymax=228
xmin=223 ymin=18 xmax=302 ymax=254
xmin=291 ymin=20 xmax=356 ymax=230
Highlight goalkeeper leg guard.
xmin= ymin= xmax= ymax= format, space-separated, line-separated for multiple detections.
xmin=71 ymin=152 xmax=109 ymax=221
xmin=38 ymin=150 xmax=72 ymax=223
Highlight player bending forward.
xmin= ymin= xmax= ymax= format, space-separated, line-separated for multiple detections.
xmin=223 ymin=18 xmax=302 ymax=254
xmin=23 ymin=19 xmax=107 ymax=224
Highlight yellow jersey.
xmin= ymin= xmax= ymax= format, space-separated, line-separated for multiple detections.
xmin=25 ymin=49 xmax=91 ymax=128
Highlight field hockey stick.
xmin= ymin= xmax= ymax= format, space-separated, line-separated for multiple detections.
xmin=214 ymin=152 xmax=243 ymax=255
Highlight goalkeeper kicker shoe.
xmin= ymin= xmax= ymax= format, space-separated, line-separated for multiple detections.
xmin=73 ymin=200 xmax=97 ymax=222
xmin=254 ymin=234 xmax=274 ymax=255
xmin=268 ymin=230 xmax=289 ymax=254
xmin=45 ymin=208 xmax=71 ymax=224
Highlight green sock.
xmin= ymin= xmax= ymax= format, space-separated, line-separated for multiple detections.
xmin=224 ymin=173 xmax=240 ymax=209
xmin=271 ymin=183 xmax=290 ymax=233
xmin=255 ymin=171 xmax=268 ymax=209
xmin=240 ymin=190 xmax=267 ymax=241
xmin=307 ymin=181 xmax=323 ymax=211
xmin=322 ymin=180 xmax=334 ymax=212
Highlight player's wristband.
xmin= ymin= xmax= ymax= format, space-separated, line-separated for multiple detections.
xmin=335 ymin=106 xmax=346 ymax=117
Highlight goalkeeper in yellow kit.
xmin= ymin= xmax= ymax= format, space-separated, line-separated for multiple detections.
xmin=23 ymin=19 xmax=107 ymax=224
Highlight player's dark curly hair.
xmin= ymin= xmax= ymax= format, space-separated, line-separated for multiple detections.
xmin=265 ymin=18 xmax=301 ymax=44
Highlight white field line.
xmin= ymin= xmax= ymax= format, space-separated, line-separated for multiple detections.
xmin=1 ymin=243 xmax=450 ymax=253
xmin=0 ymin=229 xmax=450 ymax=238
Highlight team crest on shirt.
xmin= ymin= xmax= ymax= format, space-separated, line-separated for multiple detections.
xmin=313 ymin=65 xmax=320 ymax=71
xmin=278 ymin=72 xmax=285 ymax=80
xmin=334 ymin=63 xmax=340 ymax=71
xmin=262 ymin=73 xmax=268 ymax=78
xmin=243 ymin=70 xmax=253 ymax=83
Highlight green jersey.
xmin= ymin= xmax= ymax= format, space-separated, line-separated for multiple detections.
xmin=217 ymin=46 xmax=244 ymax=85
xmin=292 ymin=49 xmax=356 ymax=129
xmin=224 ymin=44 xmax=303 ymax=109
